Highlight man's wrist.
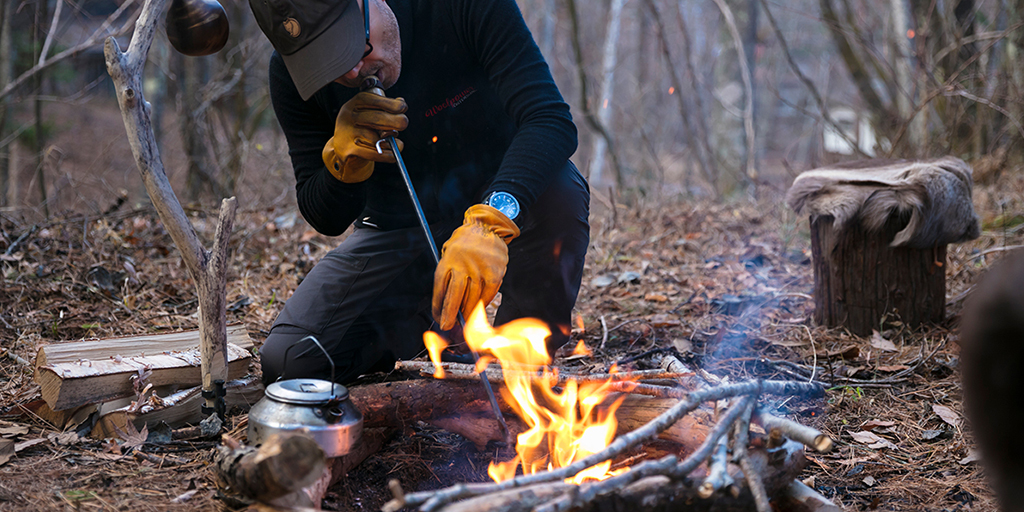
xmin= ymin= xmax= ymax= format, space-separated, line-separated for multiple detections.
xmin=483 ymin=191 xmax=520 ymax=222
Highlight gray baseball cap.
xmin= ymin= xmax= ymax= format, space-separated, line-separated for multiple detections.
xmin=249 ymin=0 xmax=365 ymax=101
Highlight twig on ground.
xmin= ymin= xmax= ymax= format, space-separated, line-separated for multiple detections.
xmin=732 ymin=398 xmax=770 ymax=512
xmin=698 ymin=419 xmax=734 ymax=498
xmin=753 ymin=408 xmax=833 ymax=453
xmin=600 ymin=315 xmax=609 ymax=349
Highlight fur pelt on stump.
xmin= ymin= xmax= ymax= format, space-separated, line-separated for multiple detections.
xmin=785 ymin=157 xmax=980 ymax=249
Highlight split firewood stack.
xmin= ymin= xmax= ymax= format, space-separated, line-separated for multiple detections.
xmin=30 ymin=324 xmax=262 ymax=438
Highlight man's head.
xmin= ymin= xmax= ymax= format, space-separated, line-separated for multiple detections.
xmin=250 ymin=0 xmax=402 ymax=100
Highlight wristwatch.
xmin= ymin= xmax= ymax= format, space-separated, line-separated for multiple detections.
xmin=485 ymin=191 xmax=520 ymax=221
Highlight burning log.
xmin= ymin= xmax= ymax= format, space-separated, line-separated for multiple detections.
xmin=34 ymin=325 xmax=253 ymax=411
xmin=347 ymin=378 xmax=710 ymax=452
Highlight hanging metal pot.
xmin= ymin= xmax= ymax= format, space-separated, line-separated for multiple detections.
xmin=165 ymin=0 xmax=230 ymax=56
xmin=247 ymin=337 xmax=363 ymax=457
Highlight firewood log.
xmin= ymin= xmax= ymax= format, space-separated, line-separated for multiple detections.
xmin=348 ymin=380 xmax=710 ymax=452
xmin=214 ymin=433 xmax=326 ymax=502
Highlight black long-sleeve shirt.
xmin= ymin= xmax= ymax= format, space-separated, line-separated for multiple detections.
xmin=269 ymin=0 xmax=578 ymax=235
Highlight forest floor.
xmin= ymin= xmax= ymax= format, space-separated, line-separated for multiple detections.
xmin=2 ymin=155 xmax=1022 ymax=510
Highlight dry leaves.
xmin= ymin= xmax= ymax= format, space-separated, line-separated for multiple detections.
xmin=870 ymin=330 xmax=898 ymax=352
xmin=861 ymin=419 xmax=896 ymax=431
xmin=0 ymin=438 xmax=13 ymax=466
xmin=850 ymin=430 xmax=899 ymax=450
xmin=932 ymin=404 xmax=962 ymax=428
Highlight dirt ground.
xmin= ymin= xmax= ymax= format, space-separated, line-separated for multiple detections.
xmin=1 ymin=97 xmax=1020 ymax=511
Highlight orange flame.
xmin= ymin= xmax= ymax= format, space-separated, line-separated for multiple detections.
xmin=428 ymin=303 xmax=627 ymax=484
xmin=572 ymin=339 xmax=591 ymax=356
xmin=423 ymin=331 xmax=448 ymax=379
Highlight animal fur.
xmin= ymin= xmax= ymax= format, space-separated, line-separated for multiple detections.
xmin=785 ymin=156 xmax=980 ymax=248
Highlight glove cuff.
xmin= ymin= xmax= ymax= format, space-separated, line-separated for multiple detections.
xmin=323 ymin=137 xmax=374 ymax=183
xmin=464 ymin=204 xmax=521 ymax=244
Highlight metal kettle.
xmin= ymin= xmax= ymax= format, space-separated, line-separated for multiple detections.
xmin=247 ymin=337 xmax=363 ymax=457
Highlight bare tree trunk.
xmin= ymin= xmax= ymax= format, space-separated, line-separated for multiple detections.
xmin=588 ymin=0 xmax=627 ymax=186
xmin=675 ymin=1 xmax=720 ymax=195
xmin=0 ymin=0 xmax=12 ymax=207
xmin=819 ymin=0 xmax=890 ymax=121
xmin=540 ymin=0 xmax=556 ymax=59
xmin=564 ymin=0 xmax=625 ymax=189
xmin=891 ymin=0 xmax=924 ymax=153
xmin=33 ymin=0 xmax=49 ymax=217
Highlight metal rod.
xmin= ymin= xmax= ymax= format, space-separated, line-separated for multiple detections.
xmin=360 ymin=76 xmax=511 ymax=445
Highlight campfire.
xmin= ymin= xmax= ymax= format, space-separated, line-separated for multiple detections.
xmin=425 ymin=304 xmax=628 ymax=484
xmin=397 ymin=305 xmax=835 ymax=512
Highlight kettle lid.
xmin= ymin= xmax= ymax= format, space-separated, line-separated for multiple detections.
xmin=265 ymin=378 xmax=349 ymax=405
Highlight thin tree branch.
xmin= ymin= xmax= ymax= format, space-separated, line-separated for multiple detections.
xmin=709 ymin=0 xmax=757 ymax=188
xmin=38 ymin=0 xmax=65 ymax=67
xmin=0 ymin=0 xmax=137 ymax=102
xmin=759 ymin=0 xmax=871 ymax=158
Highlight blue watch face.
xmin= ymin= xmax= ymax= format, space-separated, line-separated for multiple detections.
xmin=488 ymin=192 xmax=520 ymax=220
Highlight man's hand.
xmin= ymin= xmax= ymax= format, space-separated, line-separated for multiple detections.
xmin=432 ymin=204 xmax=521 ymax=330
xmin=322 ymin=91 xmax=408 ymax=183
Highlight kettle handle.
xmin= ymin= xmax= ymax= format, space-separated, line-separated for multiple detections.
xmin=281 ymin=335 xmax=338 ymax=398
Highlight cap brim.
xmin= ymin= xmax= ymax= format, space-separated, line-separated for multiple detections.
xmin=280 ymin=1 xmax=365 ymax=101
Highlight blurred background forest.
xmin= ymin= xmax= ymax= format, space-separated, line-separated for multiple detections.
xmin=0 ymin=0 xmax=1017 ymax=221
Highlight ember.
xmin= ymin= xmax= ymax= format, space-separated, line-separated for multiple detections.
xmin=425 ymin=304 xmax=628 ymax=483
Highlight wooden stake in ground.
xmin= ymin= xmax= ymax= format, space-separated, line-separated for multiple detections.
xmin=103 ymin=0 xmax=236 ymax=417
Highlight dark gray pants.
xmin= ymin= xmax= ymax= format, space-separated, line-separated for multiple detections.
xmin=260 ymin=164 xmax=589 ymax=385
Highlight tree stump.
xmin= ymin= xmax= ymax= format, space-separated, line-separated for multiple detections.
xmin=810 ymin=212 xmax=945 ymax=335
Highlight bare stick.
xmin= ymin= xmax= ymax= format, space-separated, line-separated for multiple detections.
xmin=698 ymin=430 xmax=733 ymax=498
xmin=753 ymin=409 xmax=833 ymax=453
xmin=600 ymin=315 xmax=609 ymax=349
xmin=396 ymin=360 xmax=692 ymax=384
xmin=105 ymin=0 xmax=235 ymax=416
xmin=733 ymin=399 xmax=770 ymax=512
xmin=389 ymin=380 xmax=822 ymax=510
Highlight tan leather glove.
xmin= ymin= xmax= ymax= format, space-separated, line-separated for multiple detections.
xmin=322 ymin=91 xmax=408 ymax=183
xmin=432 ymin=204 xmax=521 ymax=330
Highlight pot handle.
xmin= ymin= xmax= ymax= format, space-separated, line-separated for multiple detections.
xmin=281 ymin=335 xmax=338 ymax=397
